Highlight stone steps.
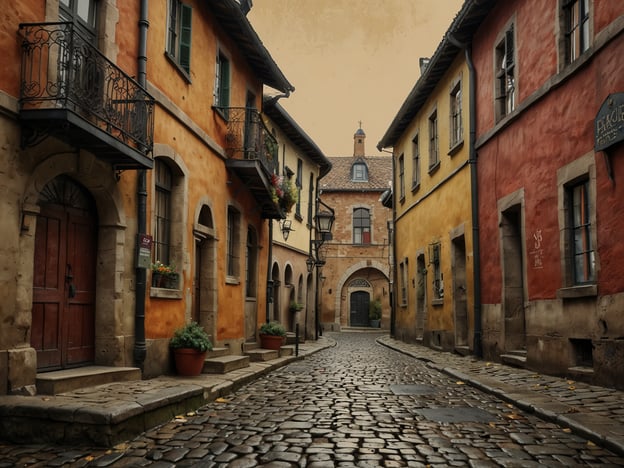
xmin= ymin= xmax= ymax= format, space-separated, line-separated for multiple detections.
xmin=36 ymin=366 xmax=141 ymax=395
xmin=202 ymin=355 xmax=251 ymax=374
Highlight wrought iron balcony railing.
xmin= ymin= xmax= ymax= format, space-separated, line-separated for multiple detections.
xmin=219 ymin=107 xmax=278 ymax=174
xmin=19 ymin=22 xmax=154 ymax=168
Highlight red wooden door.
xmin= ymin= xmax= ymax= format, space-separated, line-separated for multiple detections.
xmin=31 ymin=178 xmax=97 ymax=370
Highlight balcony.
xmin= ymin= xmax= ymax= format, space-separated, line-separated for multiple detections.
xmin=221 ymin=107 xmax=283 ymax=219
xmin=18 ymin=22 xmax=154 ymax=170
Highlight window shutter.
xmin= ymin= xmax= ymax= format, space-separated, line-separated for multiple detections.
xmin=179 ymin=4 xmax=192 ymax=74
xmin=222 ymin=59 xmax=230 ymax=107
xmin=505 ymin=26 xmax=514 ymax=69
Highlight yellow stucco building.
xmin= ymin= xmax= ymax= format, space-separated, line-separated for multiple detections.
xmin=379 ymin=46 xmax=475 ymax=353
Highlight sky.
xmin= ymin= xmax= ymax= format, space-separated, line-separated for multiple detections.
xmin=248 ymin=0 xmax=464 ymax=157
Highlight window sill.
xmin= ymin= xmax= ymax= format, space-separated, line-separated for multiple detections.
xmin=431 ymin=298 xmax=444 ymax=307
xmin=226 ymin=276 xmax=240 ymax=285
xmin=428 ymin=161 xmax=440 ymax=175
xmin=164 ymin=52 xmax=192 ymax=84
xmin=557 ymin=284 xmax=597 ymax=299
xmin=212 ymin=106 xmax=229 ymax=122
xmin=150 ymin=287 xmax=183 ymax=300
xmin=448 ymin=139 xmax=464 ymax=157
xmin=411 ymin=182 xmax=420 ymax=193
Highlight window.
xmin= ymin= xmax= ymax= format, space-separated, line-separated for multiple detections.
xmin=227 ymin=206 xmax=241 ymax=280
xmin=564 ymin=0 xmax=590 ymax=64
xmin=245 ymin=227 xmax=258 ymax=297
xmin=166 ymin=0 xmax=192 ymax=75
xmin=399 ymin=260 xmax=407 ymax=306
xmin=430 ymin=242 xmax=444 ymax=300
xmin=450 ymin=80 xmax=463 ymax=148
xmin=568 ymin=180 xmax=595 ymax=284
xmin=59 ymin=0 xmax=97 ymax=44
xmin=495 ymin=24 xmax=516 ymax=120
xmin=398 ymin=154 xmax=405 ymax=200
xmin=214 ymin=50 xmax=230 ymax=111
xmin=154 ymin=160 xmax=172 ymax=264
xmin=353 ymin=208 xmax=371 ymax=245
xmin=412 ymin=134 xmax=420 ymax=190
xmin=307 ymin=173 xmax=314 ymax=225
xmin=428 ymin=109 xmax=439 ymax=170
xmin=351 ymin=161 xmax=368 ymax=182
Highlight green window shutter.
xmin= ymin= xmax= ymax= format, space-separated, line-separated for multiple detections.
xmin=179 ymin=4 xmax=192 ymax=74
xmin=221 ymin=58 xmax=230 ymax=107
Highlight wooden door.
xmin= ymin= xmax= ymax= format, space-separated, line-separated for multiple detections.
xmin=350 ymin=291 xmax=370 ymax=327
xmin=31 ymin=177 xmax=97 ymax=370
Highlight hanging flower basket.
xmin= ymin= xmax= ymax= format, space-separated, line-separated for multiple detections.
xmin=270 ymin=174 xmax=298 ymax=214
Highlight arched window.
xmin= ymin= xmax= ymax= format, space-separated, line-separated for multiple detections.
xmin=351 ymin=162 xmax=368 ymax=182
xmin=353 ymin=207 xmax=371 ymax=245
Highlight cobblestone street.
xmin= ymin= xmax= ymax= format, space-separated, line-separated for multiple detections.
xmin=2 ymin=332 xmax=624 ymax=467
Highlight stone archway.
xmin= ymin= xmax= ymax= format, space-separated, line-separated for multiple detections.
xmin=20 ymin=151 xmax=128 ymax=371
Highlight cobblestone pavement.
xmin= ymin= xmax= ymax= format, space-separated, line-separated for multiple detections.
xmin=2 ymin=331 xmax=624 ymax=467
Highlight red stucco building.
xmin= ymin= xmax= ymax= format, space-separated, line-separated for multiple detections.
xmin=473 ymin=0 xmax=624 ymax=388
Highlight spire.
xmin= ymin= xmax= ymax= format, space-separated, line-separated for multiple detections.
xmin=353 ymin=121 xmax=366 ymax=157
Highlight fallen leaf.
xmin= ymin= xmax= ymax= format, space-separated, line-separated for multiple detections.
xmin=587 ymin=440 xmax=596 ymax=447
xmin=456 ymin=381 xmax=465 ymax=385
xmin=486 ymin=362 xmax=492 ymax=367
xmin=568 ymin=385 xmax=576 ymax=391
xmin=186 ymin=411 xmax=196 ymax=417
xmin=215 ymin=397 xmax=230 ymax=403
xmin=567 ymin=380 xmax=575 ymax=385
xmin=562 ymin=428 xmax=572 ymax=433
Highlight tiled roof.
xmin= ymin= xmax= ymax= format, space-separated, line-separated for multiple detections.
xmin=321 ymin=156 xmax=392 ymax=192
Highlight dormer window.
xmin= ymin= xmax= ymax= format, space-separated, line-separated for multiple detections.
xmin=352 ymin=161 xmax=368 ymax=182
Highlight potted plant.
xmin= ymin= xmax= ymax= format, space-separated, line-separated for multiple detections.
xmin=289 ymin=300 xmax=304 ymax=313
xmin=169 ymin=322 xmax=212 ymax=376
xmin=259 ymin=321 xmax=287 ymax=350
xmin=369 ymin=298 xmax=382 ymax=328
xmin=151 ymin=260 xmax=178 ymax=289
xmin=270 ymin=174 xmax=299 ymax=214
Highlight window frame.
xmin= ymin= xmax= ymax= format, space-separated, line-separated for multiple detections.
xmin=351 ymin=161 xmax=369 ymax=182
xmin=165 ymin=0 xmax=192 ymax=78
xmin=154 ymin=160 xmax=172 ymax=266
xmin=399 ymin=259 xmax=408 ymax=306
xmin=428 ymin=108 xmax=439 ymax=172
xmin=411 ymin=133 xmax=420 ymax=191
xmin=568 ymin=179 xmax=595 ymax=285
xmin=494 ymin=23 xmax=516 ymax=122
xmin=557 ymin=153 xmax=597 ymax=298
xmin=398 ymin=153 xmax=405 ymax=201
xmin=449 ymin=77 xmax=463 ymax=151
xmin=352 ymin=207 xmax=371 ymax=245
xmin=214 ymin=49 xmax=231 ymax=118
xmin=226 ymin=206 xmax=241 ymax=283
xmin=563 ymin=0 xmax=591 ymax=65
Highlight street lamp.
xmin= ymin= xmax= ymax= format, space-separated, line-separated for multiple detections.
xmin=306 ymin=256 xmax=315 ymax=273
xmin=280 ymin=219 xmax=293 ymax=241
xmin=312 ymin=198 xmax=335 ymax=340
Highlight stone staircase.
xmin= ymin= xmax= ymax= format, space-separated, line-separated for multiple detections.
xmin=34 ymin=341 xmax=297 ymax=395
xmin=500 ymin=349 xmax=528 ymax=368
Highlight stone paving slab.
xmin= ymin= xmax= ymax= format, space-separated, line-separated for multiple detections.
xmin=377 ymin=335 xmax=624 ymax=457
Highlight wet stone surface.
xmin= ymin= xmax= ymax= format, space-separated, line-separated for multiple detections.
xmin=1 ymin=332 xmax=624 ymax=466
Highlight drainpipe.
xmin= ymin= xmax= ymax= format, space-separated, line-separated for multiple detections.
xmin=266 ymin=220 xmax=273 ymax=324
xmin=133 ymin=0 xmax=149 ymax=371
xmin=449 ymin=32 xmax=483 ymax=357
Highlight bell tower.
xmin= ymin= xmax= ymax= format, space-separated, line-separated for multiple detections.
xmin=353 ymin=121 xmax=366 ymax=157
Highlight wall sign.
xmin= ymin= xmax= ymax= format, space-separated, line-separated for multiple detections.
xmin=595 ymin=93 xmax=624 ymax=152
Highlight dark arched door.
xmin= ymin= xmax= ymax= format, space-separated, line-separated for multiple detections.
xmin=31 ymin=176 xmax=97 ymax=370
xmin=350 ymin=291 xmax=370 ymax=327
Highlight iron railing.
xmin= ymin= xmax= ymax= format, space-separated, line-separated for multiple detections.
xmin=219 ymin=107 xmax=278 ymax=174
xmin=19 ymin=22 xmax=154 ymax=155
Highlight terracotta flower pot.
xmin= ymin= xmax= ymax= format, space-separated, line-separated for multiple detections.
xmin=260 ymin=334 xmax=285 ymax=350
xmin=173 ymin=348 xmax=207 ymax=376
